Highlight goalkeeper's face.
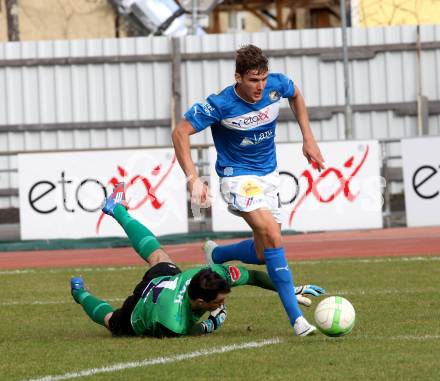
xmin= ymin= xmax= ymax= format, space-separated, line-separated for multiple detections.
xmin=201 ymin=292 xmax=227 ymax=312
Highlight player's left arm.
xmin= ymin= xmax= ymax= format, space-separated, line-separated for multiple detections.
xmin=288 ymin=86 xmax=325 ymax=171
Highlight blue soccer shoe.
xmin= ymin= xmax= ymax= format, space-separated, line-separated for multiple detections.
xmin=102 ymin=182 xmax=127 ymax=216
xmin=70 ymin=276 xmax=85 ymax=303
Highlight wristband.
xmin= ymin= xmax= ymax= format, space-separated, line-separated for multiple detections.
xmin=200 ymin=319 xmax=215 ymax=334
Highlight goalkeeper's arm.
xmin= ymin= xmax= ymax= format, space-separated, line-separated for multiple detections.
xmin=246 ymin=270 xmax=325 ymax=306
xmin=188 ymin=305 xmax=227 ymax=335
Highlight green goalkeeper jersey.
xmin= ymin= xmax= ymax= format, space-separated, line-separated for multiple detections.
xmin=130 ymin=264 xmax=249 ymax=337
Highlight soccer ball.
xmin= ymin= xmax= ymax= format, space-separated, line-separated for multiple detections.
xmin=314 ymin=296 xmax=355 ymax=337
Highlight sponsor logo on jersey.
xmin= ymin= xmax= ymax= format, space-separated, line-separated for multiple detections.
xmin=194 ymin=102 xmax=216 ymax=117
xmin=239 ymin=130 xmax=273 ymax=147
xmin=222 ymin=102 xmax=280 ymax=131
xmin=239 ymin=137 xmax=255 ymax=146
xmin=269 ymin=90 xmax=281 ymax=102
xmin=254 ymin=129 xmax=273 ymax=143
xmin=228 ymin=265 xmax=241 ymax=282
xmin=238 ymin=108 xmax=269 ymax=127
xmin=202 ymin=102 xmax=215 ymax=116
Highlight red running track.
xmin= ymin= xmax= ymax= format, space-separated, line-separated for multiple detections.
xmin=0 ymin=227 xmax=439 ymax=269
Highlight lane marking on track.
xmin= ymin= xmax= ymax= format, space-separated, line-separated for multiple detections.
xmin=24 ymin=338 xmax=282 ymax=381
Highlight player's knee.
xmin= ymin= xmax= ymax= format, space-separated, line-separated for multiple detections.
xmin=104 ymin=312 xmax=114 ymax=329
xmin=261 ymin=228 xmax=282 ymax=248
xmin=148 ymin=249 xmax=174 ymax=267
xmin=255 ymin=250 xmax=266 ymax=264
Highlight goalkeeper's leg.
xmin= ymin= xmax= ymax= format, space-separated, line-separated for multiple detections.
xmin=102 ymin=183 xmax=173 ymax=266
xmin=71 ymin=277 xmax=114 ymax=328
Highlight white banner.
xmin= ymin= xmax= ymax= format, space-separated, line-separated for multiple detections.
xmin=18 ymin=149 xmax=188 ymax=239
xmin=402 ymin=137 xmax=440 ymax=227
xmin=209 ymin=141 xmax=383 ymax=232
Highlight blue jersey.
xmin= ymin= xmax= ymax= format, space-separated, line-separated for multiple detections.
xmin=184 ymin=73 xmax=295 ymax=177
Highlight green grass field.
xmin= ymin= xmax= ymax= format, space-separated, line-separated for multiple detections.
xmin=1 ymin=255 xmax=440 ymax=381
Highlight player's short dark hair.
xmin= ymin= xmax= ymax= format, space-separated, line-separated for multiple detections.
xmin=188 ymin=268 xmax=231 ymax=302
xmin=235 ymin=44 xmax=269 ymax=76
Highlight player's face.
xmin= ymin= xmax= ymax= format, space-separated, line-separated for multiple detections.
xmin=201 ymin=292 xmax=228 ymax=311
xmin=235 ymin=69 xmax=269 ymax=103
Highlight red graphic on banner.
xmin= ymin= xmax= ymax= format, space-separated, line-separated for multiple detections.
xmin=288 ymin=145 xmax=369 ymax=226
xmin=96 ymin=155 xmax=177 ymax=233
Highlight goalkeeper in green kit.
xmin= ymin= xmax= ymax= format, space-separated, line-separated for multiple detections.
xmin=70 ymin=183 xmax=325 ymax=338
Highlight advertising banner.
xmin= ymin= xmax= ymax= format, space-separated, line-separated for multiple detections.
xmin=18 ymin=149 xmax=188 ymax=239
xmin=402 ymin=137 xmax=440 ymax=227
xmin=209 ymin=141 xmax=383 ymax=232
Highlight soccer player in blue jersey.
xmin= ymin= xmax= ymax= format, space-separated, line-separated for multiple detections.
xmin=172 ymin=44 xmax=325 ymax=336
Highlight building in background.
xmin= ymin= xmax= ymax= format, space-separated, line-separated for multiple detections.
xmin=351 ymin=0 xmax=440 ymax=27
xmin=0 ymin=0 xmax=117 ymax=41
xmin=210 ymin=0 xmax=341 ymax=33
xmin=0 ymin=0 xmax=343 ymax=42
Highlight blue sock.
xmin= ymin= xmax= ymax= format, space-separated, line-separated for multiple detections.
xmin=265 ymin=247 xmax=302 ymax=326
xmin=212 ymin=239 xmax=261 ymax=264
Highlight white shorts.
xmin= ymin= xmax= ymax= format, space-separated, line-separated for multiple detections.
xmin=220 ymin=171 xmax=282 ymax=223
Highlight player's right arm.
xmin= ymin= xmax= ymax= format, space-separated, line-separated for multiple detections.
xmin=188 ymin=305 xmax=227 ymax=335
xmin=288 ymin=86 xmax=325 ymax=172
xmin=172 ymin=119 xmax=209 ymax=205
xmin=172 ymin=99 xmax=221 ymax=206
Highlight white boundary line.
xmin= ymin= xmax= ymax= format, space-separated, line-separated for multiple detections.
xmin=5 ymin=287 xmax=440 ymax=307
xmin=25 ymin=338 xmax=282 ymax=381
xmin=2 ymin=255 xmax=440 ymax=276
xmin=23 ymin=333 xmax=440 ymax=381
xmin=346 ymin=334 xmax=440 ymax=342
xmin=0 ymin=266 xmax=139 ymax=276
xmin=0 ymin=298 xmax=124 ymax=307
xmin=389 ymin=335 xmax=440 ymax=341
xmin=299 ymin=256 xmax=440 ymax=266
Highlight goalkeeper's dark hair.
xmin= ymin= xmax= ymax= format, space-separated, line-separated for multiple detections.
xmin=188 ymin=268 xmax=231 ymax=302
xmin=235 ymin=44 xmax=269 ymax=76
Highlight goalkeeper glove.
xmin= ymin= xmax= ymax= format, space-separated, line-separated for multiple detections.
xmin=295 ymin=284 xmax=325 ymax=297
xmin=295 ymin=284 xmax=326 ymax=307
xmin=200 ymin=305 xmax=227 ymax=334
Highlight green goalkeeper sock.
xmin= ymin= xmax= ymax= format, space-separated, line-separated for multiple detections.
xmin=113 ymin=204 xmax=161 ymax=261
xmin=73 ymin=289 xmax=115 ymax=327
